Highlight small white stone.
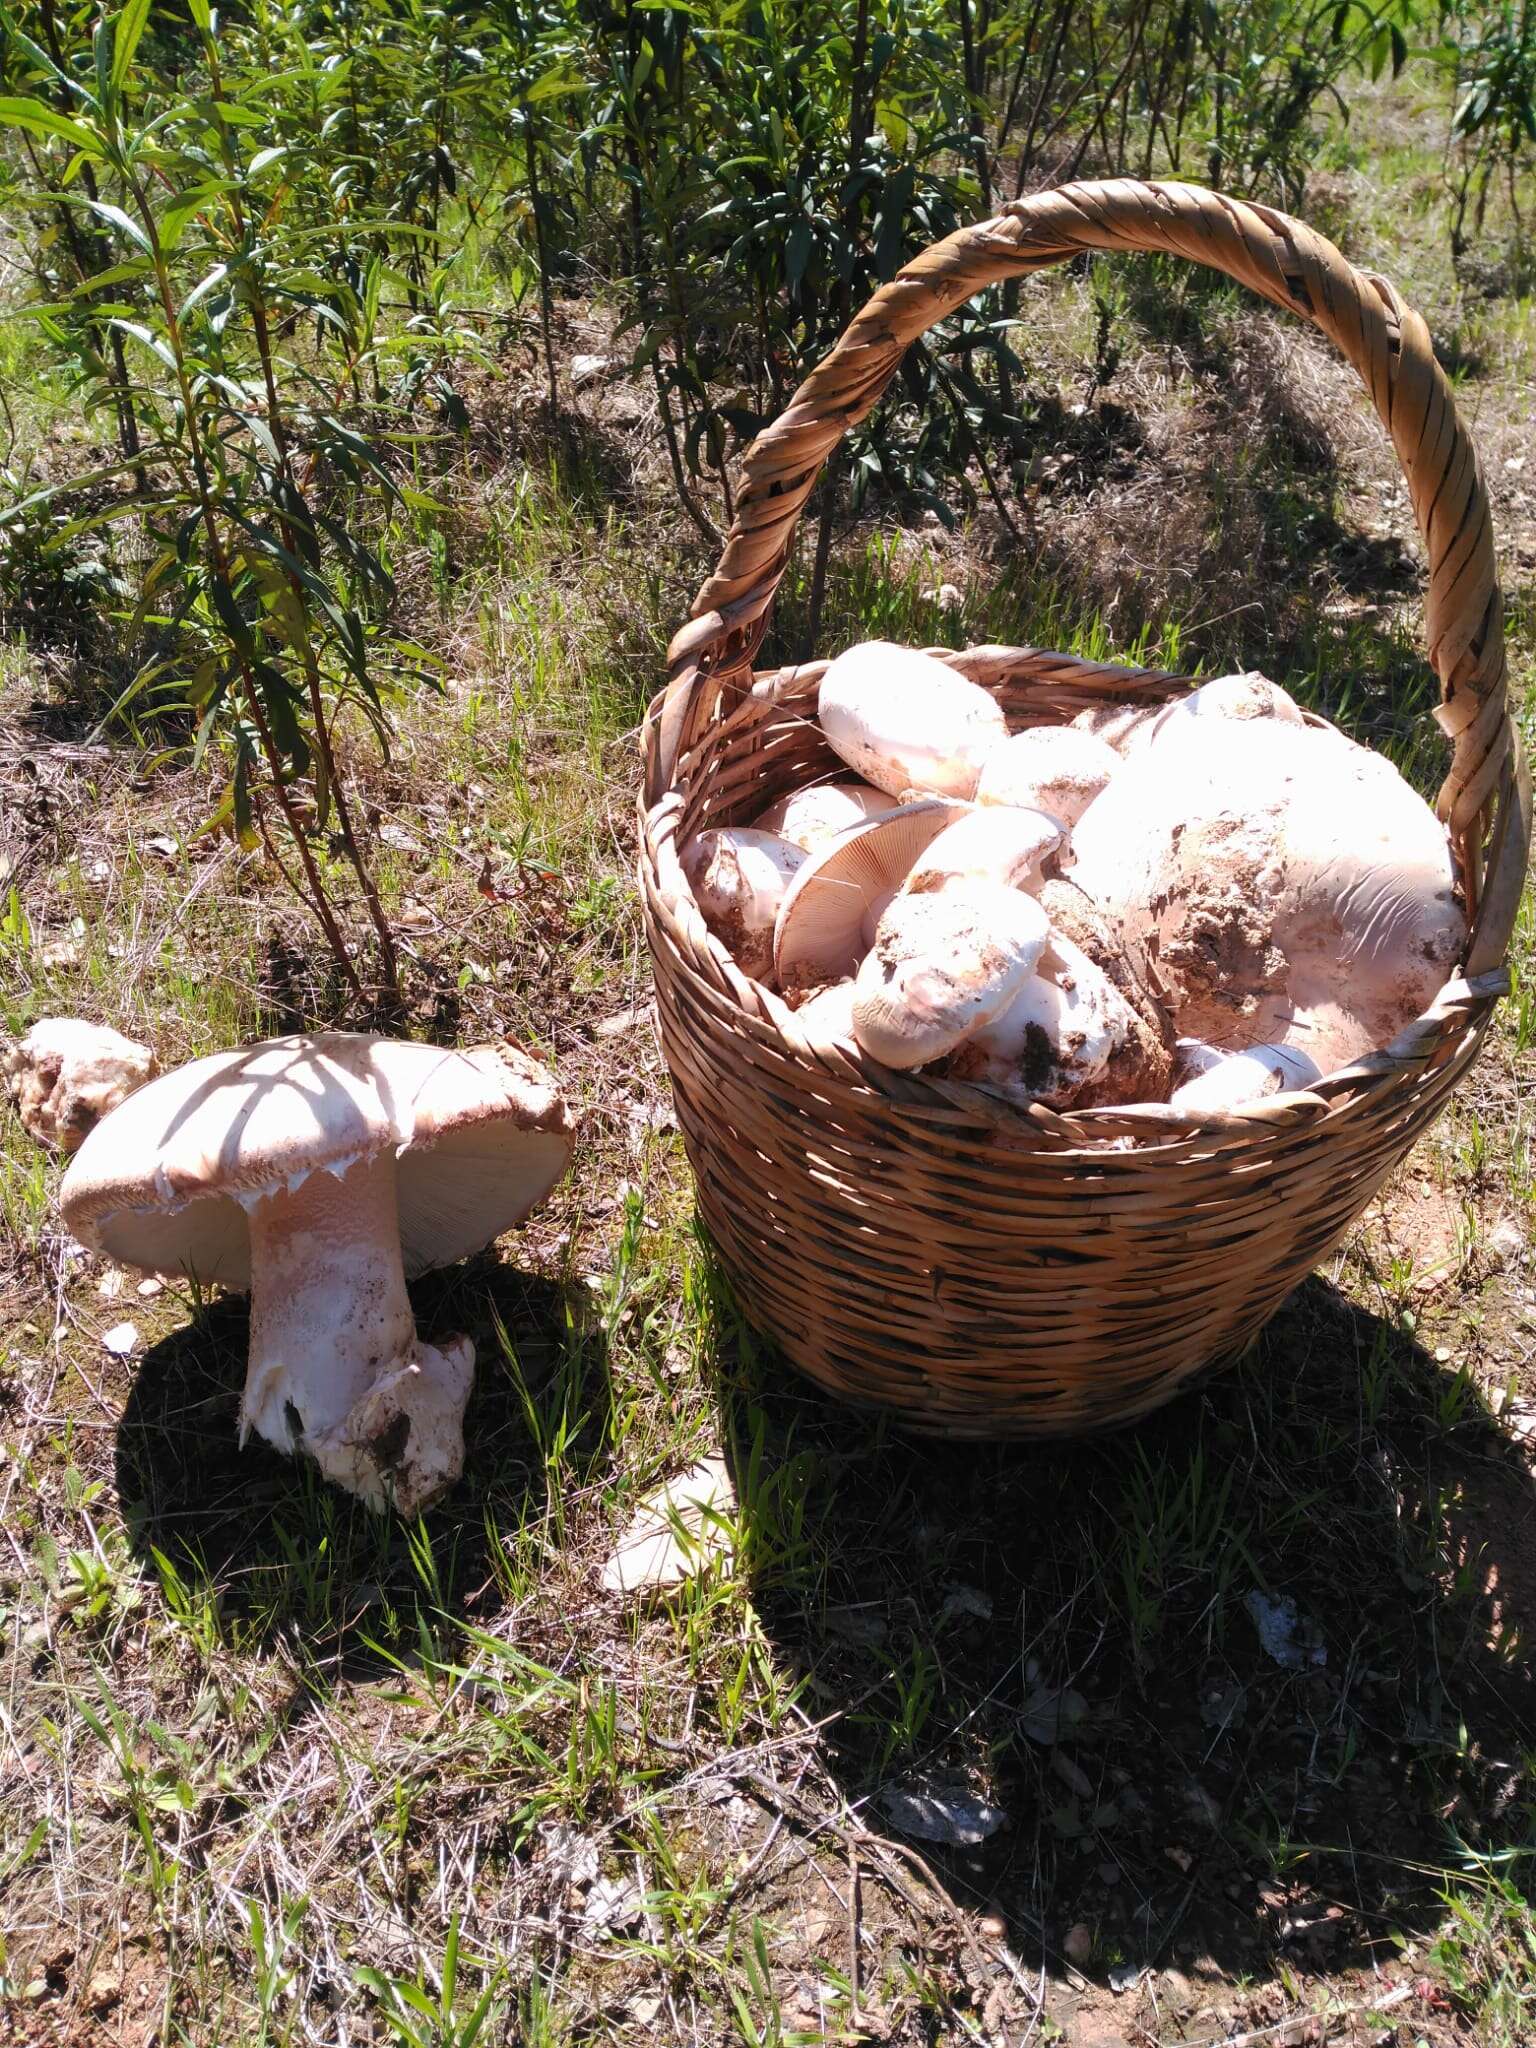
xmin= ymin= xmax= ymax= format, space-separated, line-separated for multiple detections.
xmin=102 ymin=1321 xmax=140 ymax=1357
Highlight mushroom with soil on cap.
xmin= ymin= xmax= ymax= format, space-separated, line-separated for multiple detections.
xmin=1068 ymin=716 xmax=1466 ymax=1075
xmin=60 ymin=1033 xmax=573 ymax=1516
xmin=852 ymin=883 xmax=1050 ymax=1070
xmin=4 ymin=1017 xmax=157 ymax=1152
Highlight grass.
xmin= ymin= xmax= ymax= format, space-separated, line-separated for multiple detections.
xmin=2 ymin=76 xmax=1535 ymax=2048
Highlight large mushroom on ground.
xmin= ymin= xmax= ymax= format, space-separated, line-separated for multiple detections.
xmin=60 ymin=1033 xmax=572 ymax=1515
xmin=4 ymin=1017 xmax=157 ymax=1152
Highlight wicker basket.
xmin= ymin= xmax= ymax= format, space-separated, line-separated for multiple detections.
xmin=638 ymin=178 xmax=1531 ymax=1437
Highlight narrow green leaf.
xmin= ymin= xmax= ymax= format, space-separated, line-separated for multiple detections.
xmin=79 ymin=198 xmax=153 ymax=255
xmin=112 ymin=0 xmax=153 ymax=91
xmin=0 ymin=96 xmax=98 ymax=151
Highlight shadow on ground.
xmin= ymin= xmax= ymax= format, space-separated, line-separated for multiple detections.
xmin=715 ymin=1272 xmax=1535 ymax=2024
xmin=115 ymin=1257 xmax=610 ymax=1665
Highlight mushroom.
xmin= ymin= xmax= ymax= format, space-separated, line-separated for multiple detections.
xmin=974 ymin=726 xmax=1121 ymax=826
xmin=680 ymin=827 xmax=807 ymax=983
xmin=852 ymin=883 xmax=1050 ymax=1069
xmin=789 ymin=979 xmax=858 ymax=1052
xmin=751 ymin=780 xmax=897 ymax=852
xmin=816 ymin=642 xmax=1009 ymax=798
xmin=1069 ymin=719 xmax=1466 ymax=1073
xmin=1147 ymin=672 xmax=1306 ymax=750
xmin=948 ymin=936 xmax=1168 ymax=1109
xmin=903 ymin=805 xmax=1068 ymax=895
xmin=3 ymin=1018 xmax=157 ymax=1152
xmin=1172 ymin=1037 xmax=1227 ymax=1089
xmin=59 ymin=1033 xmax=573 ymax=1515
xmin=773 ymin=798 xmax=964 ymax=994
xmin=1169 ymin=1043 xmax=1323 ymax=1115
xmin=1069 ymin=700 xmax=1161 ymax=757
xmin=1035 ymin=878 xmax=1174 ymax=1096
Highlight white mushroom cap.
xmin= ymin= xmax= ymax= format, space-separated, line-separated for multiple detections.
xmin=903 ymin=805 xmax=1068 ymax=895
xmin=817 ymin=642 xmax=1009 ymax=798
xmin=974 ymin=726 xmax=1120 ymax=827
xmin=3 ymin=1017 xmax=157 ymax=1152
xmin=1069 ymin=700 xmax=1161 ymax=758
xmin=751 ymin=781 xmax=897 ymax=852
xmin=1069 ymin=719 xmax=1465 ymax=1062
xmin=1169 ymin=1043 xmax=1323 ymax=1114
xmin=852 ymin=884 xmax=1049 ymax=1069
xmin=60 ymin=1032 xmax=573 ymax=1287
xmin=1148 ymin=672 xmax=1306 ymax=750
xmin=772 ymin=798 xmax=964 ymax=993
xmin=680 ymin=827 xmax=807 ymax=982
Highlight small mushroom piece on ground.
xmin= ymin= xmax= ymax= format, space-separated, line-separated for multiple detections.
xmin=773 ymin=797 xmax=964 ymax=994
xmin=852 ymin=883 xmax=1049 ymax=1069
xmin=679 ymin=827 xmax=807 ymax=983
xmin=752 ymin=780 xmax=897 ymax=853
xmin=817 ymin=642 xmax=1009 ymax=798
xmin=974 ymin=727 xmax=1121 ymax=827
xmin=60 ymin=1033 xmax=573 ymax=1516
xmin=1069 ymin=719 xmax=1466 ymax=1071
xmin=949 ymin=937 xmax=1170 ymax=1109
xmin=903 ymin=805 xmax=1068 ymax=896
xmin=3 ymin=1018 xmax=157 ymax=1153
xmin=1148 ymin=672 xmax=1306 ymax=749
xmin=1169 ymin=1043 xmax=1323 ymax=1114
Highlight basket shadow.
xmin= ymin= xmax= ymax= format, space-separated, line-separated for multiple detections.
xmin=713 ymin=1268 xmax=1535 ymax=2010
xmin=113 ymin=1255 xmax=609 ymax=1672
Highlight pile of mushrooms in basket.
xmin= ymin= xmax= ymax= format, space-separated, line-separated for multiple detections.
xmin=678 ymin=639 xmax=1466 ymax=1119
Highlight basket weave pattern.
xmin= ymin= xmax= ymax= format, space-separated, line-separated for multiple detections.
xmin=639 ymin=179 xmax=1531 ymax=1435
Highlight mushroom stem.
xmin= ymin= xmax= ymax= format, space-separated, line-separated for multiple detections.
xmin=238 ymin=1151 xmax=473 ymax=1515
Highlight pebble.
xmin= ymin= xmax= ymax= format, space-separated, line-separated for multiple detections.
xmin=101 ymin=1322 xmax=140 ymax=1357
xmin=1063 ymin=1922 xmax=1093 ymax=1967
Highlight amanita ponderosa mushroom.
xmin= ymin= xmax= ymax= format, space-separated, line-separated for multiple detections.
xmin=773 ymin=798 xmax=963 ymax=994
xmin=903 ymin=805 xmax=1067 ymax=895
xmin=949 ymin=935 xmax=1168 ymax=1109
xmin=817 ymin=642 xmax=1008 ymax=798
xmin=1069 ymin=719 xmax=1465 ymax=1073
xmin=853 ymin=883 xmax=1049 ymax=1069
xmin=1169 ymin=1042 xmax=1323 ymax=1115
xmin=1147 ymin=672 xmax=1306 ymax=750
xmin=60 ymin=1033 xmax=572 ymax=1515
xmin=3 ymin=1017 xmax=157 ymax=1152
xmin=752 ymin=781 xmax=896 ymax=852
xmin=680 ymin=827 xmax=806 ymax=983
xmin=974 ymin=726 xmax=1120 ymax=826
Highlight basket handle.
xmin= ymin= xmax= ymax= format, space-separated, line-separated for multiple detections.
xmin=652 ymin=177 xmax=1528 ymax=972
